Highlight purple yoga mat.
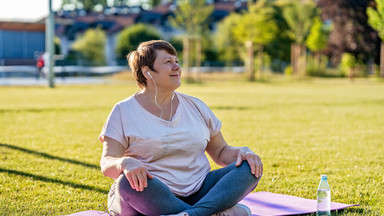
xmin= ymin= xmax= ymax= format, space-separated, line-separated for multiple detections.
xmin=66 ymin=211 xmax=110 ymax=216
xmin=66 ymin=191 xmax=359 ymax=216
xmin=239 ymin=191 xmax=359 ymax=216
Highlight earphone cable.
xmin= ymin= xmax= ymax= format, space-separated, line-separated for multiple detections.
xmin=152 ymin=74 xmax=164 ymax=119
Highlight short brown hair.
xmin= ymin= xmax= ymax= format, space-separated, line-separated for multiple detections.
xmin=127 ymin=40 xmax=177 ymax=88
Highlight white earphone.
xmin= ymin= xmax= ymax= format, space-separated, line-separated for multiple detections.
xmin=146 ymin=70 xmax=174 ymax=120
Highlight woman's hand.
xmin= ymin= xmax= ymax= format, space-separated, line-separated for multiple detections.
xmin=235 ymin=147 xmax=263 ymax=178
xmin=122 ymin=158 xmax=154 ymax=192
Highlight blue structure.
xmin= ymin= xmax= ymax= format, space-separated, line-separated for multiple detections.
xmin=0 ymin=21 xmax=45 ymax=65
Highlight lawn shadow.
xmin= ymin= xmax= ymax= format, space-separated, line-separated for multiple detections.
xmin=0 ymin=143 xmax=99 ymax=169
xmin=0 ymin=168 xmax=108 ymax=194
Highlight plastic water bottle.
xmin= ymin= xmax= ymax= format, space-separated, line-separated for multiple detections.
xmin=317 ymin=175 xmax=331 ymax=216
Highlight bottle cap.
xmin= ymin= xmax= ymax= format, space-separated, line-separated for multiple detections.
xmin=321 ymin=175 xmax=327 ymax=180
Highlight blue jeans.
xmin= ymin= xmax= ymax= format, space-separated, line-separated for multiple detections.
xmin=108 ymin=162 xmax=261 ymax=216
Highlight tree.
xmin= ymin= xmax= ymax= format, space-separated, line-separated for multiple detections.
xmin=214 ymin=13 xmax=243 ymax=66
xmin=367 ymin=0 xmax=384 ymax=78
xmin=233 ymin=0 xmax=278 ymax=81
xmin=340 ymin=53 xmax=358 ymax=81
xmin=72 ymin=27 xmax=106 ymax=65
xmin=282 ymin=0 xmax=319 ymax=76
xmin=305 ymin=17 xmax=329 ymax=71
xmin=318 ymin=0 xmax=380 ymax=66
xmin=170 ymin=0 xmax=213 ymax=37
xmin=169 ymin=0 xmax=213 ymax=81
xmin=115 ymin=24 xmax=161 ymax=60
xmin=264 ymin=2 xmax=294 ymax=73
xmin=61 ymin=0 xmax=107 ymax=12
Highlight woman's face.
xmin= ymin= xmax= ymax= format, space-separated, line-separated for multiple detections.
xmin=150 ymin=49 xmax=181 ymax=90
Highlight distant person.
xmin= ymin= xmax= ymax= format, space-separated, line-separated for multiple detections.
xmin=36 ymin=53 xmax=44 ymax=79
xmin=99 ymin=40 xmax=263 ymax=216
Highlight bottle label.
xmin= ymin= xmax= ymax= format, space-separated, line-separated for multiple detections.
xmin=317 ymin=189 xmax=331 ymax=213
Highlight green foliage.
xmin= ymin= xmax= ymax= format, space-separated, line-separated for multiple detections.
xmin=233 ymin=0 xmax=278 ymax=45
xmin=61 ymin=0 xmax=107 ymax=11
xmin=254 ymin=52 xmax=271 ymax=70
xmin=149 ymin=0 xmax=161 ymax=7
xmin=54 ymin=37 xmax=61 ymax=55
xmin=200 ymin=32 xmax=219 ymax=62
xmin=306 ymin=17 xmax=329 ymax=52
xmin=115 ymin=24 xmax=161 ymax=60
xmin=284 ymin=65 xmax=292 ymax=76
xmin=168 ymin=36 xmax=184 ymax=55
xmin=340 ymin=53 xmax=357 ymax=74
xmin=306 ymin=55 xmax=332 ymax=77
xmin=169 ymin=0 xmax=214 ymax=36
xmin=319 ymin=0 xmax=378 ymax=65
xmin=282 ymin=0 xmax=319 ymax=44
xmin=339 ymin=53 xmax=370 ymax=77
xmin=72 ymin=27 xmax=106 ymax=66
xmin=367 ymin=0 xmax=384 ymax=40
xmin=1 ymin=80 xmax=384 ymax=215
xmin=231 ymin=0 xmax=278 ymax=77
xmin=213 ymin=12 xmax=243 ymax=65
xmin=264 ymin=2 xmax=294 ymax=71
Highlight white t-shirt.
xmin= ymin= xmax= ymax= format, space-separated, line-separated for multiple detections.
xmin=99 ymin=91 xmax=222 ymax=196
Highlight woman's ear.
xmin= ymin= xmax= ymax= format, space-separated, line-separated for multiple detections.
xmin=141 ymin=66 xmax=150 ymax=78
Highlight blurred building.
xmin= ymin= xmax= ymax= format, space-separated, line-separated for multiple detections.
xmin=0 ymin=21 xmax=45 ymax=66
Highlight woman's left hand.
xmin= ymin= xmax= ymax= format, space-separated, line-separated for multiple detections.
xmin=235 ymin=147 xmax=263 ymax=178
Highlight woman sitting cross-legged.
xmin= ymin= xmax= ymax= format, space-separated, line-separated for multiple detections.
xmin=99 ymin=40 xmax=263 ymax=216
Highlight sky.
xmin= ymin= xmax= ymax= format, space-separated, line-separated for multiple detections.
xmin=0 ymin=0 xmax=63 ymax=22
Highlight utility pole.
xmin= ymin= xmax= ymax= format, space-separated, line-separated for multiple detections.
xmin=46 ymin=0 xmax=55 ymax=88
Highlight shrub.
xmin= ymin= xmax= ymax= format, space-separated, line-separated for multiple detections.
xmin=115 ymin=24 xmax=161 ymax=60
xmin=284 ymin=65 xmax=292 ymax=76
xmin=72 ymin=27 xmax=106 ymax=66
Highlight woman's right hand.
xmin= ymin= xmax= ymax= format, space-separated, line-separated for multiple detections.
xmin=122 ymin=158 xmax=154 ymax=192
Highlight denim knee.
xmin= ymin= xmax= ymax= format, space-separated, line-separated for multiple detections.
xmin=235 ymin=162 xmax=262 ymax=188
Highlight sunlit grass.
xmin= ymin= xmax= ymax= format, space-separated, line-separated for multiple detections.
xmin=1 ymin=75 xmax=383 ymax=215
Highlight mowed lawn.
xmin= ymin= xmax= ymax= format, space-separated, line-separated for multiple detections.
xmin=0 ymin=76 xmax=383 ymax=215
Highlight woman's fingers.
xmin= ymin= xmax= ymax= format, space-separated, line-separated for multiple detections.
xmin=248 ymin=154 xmax=263 ymax=178
xmin=235 ymin=153 xmax=243 ymax=166
xmin=245 ymin=156 xmax=256 ymax=175
xmin=125 ymin=172 xmax=134 ymax=189
xmin=138 ymin=168 xmax=148 ymax=191
xmin=146 ymin=170 xmax=154 ymax=179
xmin=238 ymin=147 xmax=263 ymax=178
xmin=125 ymin=167 xmax=150 ymax=192
xmin=257 ymin=156 xmax=263 ymax=177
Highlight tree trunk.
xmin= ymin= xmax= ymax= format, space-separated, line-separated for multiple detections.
xmin=246 ymin=41 xmax=254 ymax=81
xmin=315 ymin=52 xmax=320 ymax=69
xmin=183 ymin=37 xmax=190 ymax=82
xmin=381 ymin=43 xmax=384 ymax=78
xmin=349 ymin=68 xmax=355 ymax=82
xmin=291 ymin=43 xmax=296 ymax=75
xmin=300 ymin=44 xmax=307 ymax=76
xmin=292 ymin=43 xmax=302 ymax=75
xmin=196 ymin=38 xmax=202 ymax=82
xmin=257 ymin=44 xmax=263 ymax=80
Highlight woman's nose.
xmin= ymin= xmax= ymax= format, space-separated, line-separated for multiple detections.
xmin=173 ymin=63 xmax=181 ymax=70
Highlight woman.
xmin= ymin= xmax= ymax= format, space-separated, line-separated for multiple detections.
xmin=99 ymin=40 xmax=263 ymax=216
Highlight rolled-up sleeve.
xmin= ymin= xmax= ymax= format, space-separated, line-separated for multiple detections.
xmin=193 ymin=98 xmax=222 ymax=138
xmin=99 ymin=104 xmax=128 ymax=148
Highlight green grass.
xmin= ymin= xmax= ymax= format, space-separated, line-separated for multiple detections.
xmin=1 ymin=76 xmax=383 ymax=215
